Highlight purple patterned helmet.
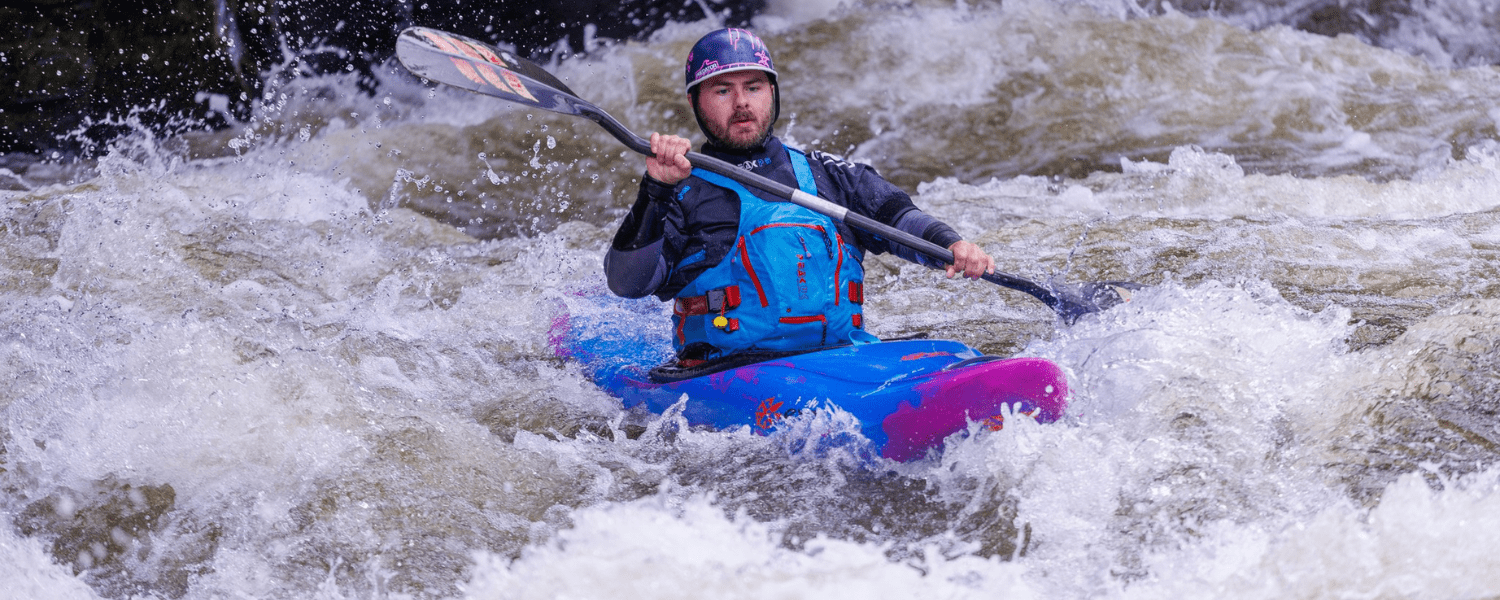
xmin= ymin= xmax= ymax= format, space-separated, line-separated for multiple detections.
xmin=684 ymin=28 xmax=778 ymax=91
xmin=684 ymin=28 xmax=782 ymax=145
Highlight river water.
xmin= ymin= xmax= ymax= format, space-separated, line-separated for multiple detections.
xmin=4 ymin=0 xmax=1500 ymax=598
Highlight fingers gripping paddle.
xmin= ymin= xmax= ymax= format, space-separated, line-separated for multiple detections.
xmin=394 ymin=27 xmax=1136 ymax=322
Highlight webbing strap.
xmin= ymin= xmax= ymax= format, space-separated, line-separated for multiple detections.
xmin=788 ymin=148 xmax=817 ymax=195
xmin=691 ymin=169 xmax=753 ymax=201
xmin=691 ymin=147 xmax=819 ymax=199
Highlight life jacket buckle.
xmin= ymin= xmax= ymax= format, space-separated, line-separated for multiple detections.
xmin=675 ymin=285 xmax=742 ymax=316
xmin=706 ymin=285 xmax=741 ymax=312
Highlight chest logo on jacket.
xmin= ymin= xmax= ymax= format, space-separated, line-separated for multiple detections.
xmin=739 ymin=157 xmax=773 ymax=171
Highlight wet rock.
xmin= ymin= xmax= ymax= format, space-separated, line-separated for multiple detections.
xmin=13 ymin=478 xmax=215 ymax=597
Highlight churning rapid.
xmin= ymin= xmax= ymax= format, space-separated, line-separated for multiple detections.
xmin=4 ymin=0 xmax=1500 ymax=597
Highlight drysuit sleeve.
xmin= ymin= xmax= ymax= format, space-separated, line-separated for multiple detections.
xmin=809 ymin=151 xmax=962 ymax=265
xmin=887 ymin=208 xmax=963 ymax=267
xmin=604 ymin=175 xmax=677 ymax=298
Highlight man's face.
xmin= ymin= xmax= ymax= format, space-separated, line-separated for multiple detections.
xmin=694 ymin=70 xmax=774 ymax=151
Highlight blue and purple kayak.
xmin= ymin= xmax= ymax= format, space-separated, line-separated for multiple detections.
xmin=552 ymin=295 xmax=1069 ymax=462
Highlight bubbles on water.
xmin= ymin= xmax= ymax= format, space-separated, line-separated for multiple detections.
xmin=6 ymin=3 xmax=1500 ymax=598
xmin=460 ymin=491 xmax=1037 ymax=599
xmin=1122 ymin=465 xmax=1500 ymax=598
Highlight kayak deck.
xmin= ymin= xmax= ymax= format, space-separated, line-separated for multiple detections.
xmin=552 ymin=296 xmax=1068 ymax=461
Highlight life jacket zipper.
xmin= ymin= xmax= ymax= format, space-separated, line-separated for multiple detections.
xmin=737 ymin=236 xmax=769 ymax=307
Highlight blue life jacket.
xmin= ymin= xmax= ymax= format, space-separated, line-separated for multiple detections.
xmin=671 ymin=147 xmax=866 ymax=358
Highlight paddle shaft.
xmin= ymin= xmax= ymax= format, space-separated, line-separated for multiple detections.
xmin=563 ymin=101 xmax=1066 ymax=309
xmin=394 ymin=26 xmax=1071 ymax=313
xmin=692 ymin=151 xmax=1062 ymax=307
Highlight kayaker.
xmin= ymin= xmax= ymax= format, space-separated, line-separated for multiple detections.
xmin=605 ymin=27 xmax=996 ymax=365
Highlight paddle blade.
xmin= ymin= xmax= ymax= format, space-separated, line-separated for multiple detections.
xmin=395 ymin=27 xmax=654 ymax=155
xmin=1048 ymin=281 xmax=1139 ymax=323
xmin=395 ymin=27 xmax=586 ymax=116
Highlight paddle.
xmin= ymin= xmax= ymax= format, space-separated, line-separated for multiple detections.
xmin=394 ymin=26 xmax=1136 ymax=322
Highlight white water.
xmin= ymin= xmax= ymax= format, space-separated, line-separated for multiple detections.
xmin=4 ymin=0 xmax=1500 ymax=598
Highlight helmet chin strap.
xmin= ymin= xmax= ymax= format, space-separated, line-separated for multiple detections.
xmin=690 ymin=80 xmax=781 ymax=150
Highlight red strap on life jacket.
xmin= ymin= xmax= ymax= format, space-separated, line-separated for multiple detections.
xmin=674 ymin=285 xmax=742 ymax=316
xmin=833 ymin=233 xmax=844 ymax=306
xmin=779 ymin=315 xmax=827 ymax=325
xmin=674 ymin=287 xmax=743 ymax=343
xmin=738 ymin=237 xmax=769 ymax=308
xmin=848 ymin=281 xmax=864 ymax=304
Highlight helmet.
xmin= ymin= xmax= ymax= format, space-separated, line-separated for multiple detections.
xmin=684 ymin=28 xmax=781 ymax=147
xmin=684 ymin=28 xmax=778 ymax=91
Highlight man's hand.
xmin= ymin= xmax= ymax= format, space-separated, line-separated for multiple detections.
xmin=946 ymin=240 xmax=996 ymax=279
xmin=645 ymin=132 xmax=693 ymax=185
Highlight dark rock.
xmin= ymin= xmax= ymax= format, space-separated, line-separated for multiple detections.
xmin=0 ymin=0 xmax=765 ymax=156
xmin=1151 ymin=0 xmax=1498 ymax=67
xmin=1 ymin=0 xmax=250 ymax=157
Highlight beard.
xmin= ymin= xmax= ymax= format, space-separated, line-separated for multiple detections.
xmin=705 ymin=109 xmax=772 ymax=151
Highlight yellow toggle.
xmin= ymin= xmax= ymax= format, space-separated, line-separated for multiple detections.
xmin=713 ymin=316 xmax=729 ymax=328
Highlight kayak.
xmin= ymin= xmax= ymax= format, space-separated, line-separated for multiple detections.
xmin=552 ymin=294 xmax=1069 ymax=462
